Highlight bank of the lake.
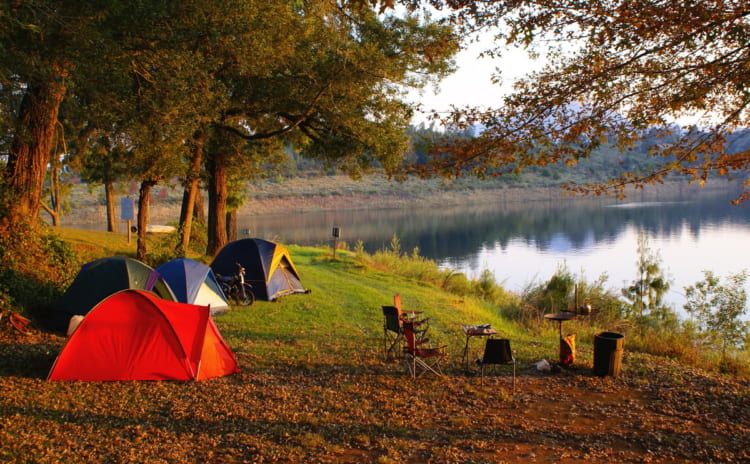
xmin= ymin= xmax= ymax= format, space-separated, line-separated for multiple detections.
xmin=58 ymin=174 xmax=725 ymax=229
xmin=57 ymin=177 xmax=750 ymax=319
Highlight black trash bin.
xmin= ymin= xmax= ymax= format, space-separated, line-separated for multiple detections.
xmin=593 ymin=331 xmax=624 ymax=377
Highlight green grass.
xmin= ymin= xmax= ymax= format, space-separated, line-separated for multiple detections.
xmin=55 ymin=227 xmax=143 ymax=262
xmin=215 ymin=245 xmax=530 ymax=373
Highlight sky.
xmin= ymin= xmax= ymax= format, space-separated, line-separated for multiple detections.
xmin=407 ymin=36 xmax=546 ymax=126
xmin=411 ymin=33 xmax=718 ymax=129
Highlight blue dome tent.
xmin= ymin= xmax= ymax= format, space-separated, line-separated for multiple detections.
xmin=156 ymin=258 xmax=230 ymax=314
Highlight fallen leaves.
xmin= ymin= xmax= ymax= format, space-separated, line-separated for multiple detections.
xmin=0 ymin=329 xmax=748 ymax=463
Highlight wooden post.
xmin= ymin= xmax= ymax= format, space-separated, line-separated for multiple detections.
xmin=332 ymin=227 xmax=340 ymax=258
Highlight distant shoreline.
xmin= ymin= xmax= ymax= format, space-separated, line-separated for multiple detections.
xmin=53 ymin=176 xmax=737 ymax=231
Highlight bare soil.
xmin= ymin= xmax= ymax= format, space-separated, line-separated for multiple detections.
xmin=1 ymin=329 xmax=748 ymax=463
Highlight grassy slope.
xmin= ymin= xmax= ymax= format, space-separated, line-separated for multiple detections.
xmin=51 ymin=226 xmax=543 ymax=367
xmin=219 ymin=245 xmax=522 ymax=369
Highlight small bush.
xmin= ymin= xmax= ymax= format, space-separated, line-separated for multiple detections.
xmin=442 ymin=271 xmax=473 ymax=296
xmin=366 ymin=238 xmax=519 ymax=308
xmin=0 ymin=223 xmax=78 ymax=321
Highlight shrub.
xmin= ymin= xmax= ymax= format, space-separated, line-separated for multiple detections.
xmin=683 ymin=270 xmax=749 ymax=369
xmin=521 ymin=264 xmax=576 ymax=314
xmin=366 ymin=237 xmax=519 ymax=308
xmin=442 ymin=270 xmax=473 ymax=296
xmin=0 ymin=223 xmax=79 ymax=320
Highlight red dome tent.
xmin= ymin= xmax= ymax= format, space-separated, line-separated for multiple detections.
xmin=48 ymin=290 xmax=239 ymax=381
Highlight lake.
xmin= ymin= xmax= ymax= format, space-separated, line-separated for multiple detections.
xmin=238 ymin=186 xmax=750 ymax=316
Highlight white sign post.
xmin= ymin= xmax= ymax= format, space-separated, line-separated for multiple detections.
xmin=121 ymin=197 xmax=135 ymax=244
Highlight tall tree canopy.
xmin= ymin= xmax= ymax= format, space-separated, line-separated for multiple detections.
xmin=0 ymin=1 xmax=110 ymax=227
xmin=199 ymin=2 xmax=459 ymax=254
xmin=0 ymin=0 xmax=458 ymax=261
xmin=390 ymin=0 xmax=750 ymax=203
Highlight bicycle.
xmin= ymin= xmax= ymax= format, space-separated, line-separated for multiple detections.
xmin=0 ymin=299 xmax=37 ymax=336
xmin=216 ymin=263 xmax=255 ymax=306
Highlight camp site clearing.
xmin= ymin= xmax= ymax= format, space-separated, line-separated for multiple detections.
xmin=0 ymin=242 xmax=748 ymax=463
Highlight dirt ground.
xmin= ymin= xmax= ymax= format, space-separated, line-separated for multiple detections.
xmin=1 ymin=329 xmax=748 ymax=463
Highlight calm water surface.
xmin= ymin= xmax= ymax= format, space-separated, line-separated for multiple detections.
xmin=239 ymin=188 xmax=750 ymax=316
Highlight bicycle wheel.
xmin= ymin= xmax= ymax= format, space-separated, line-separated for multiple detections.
xmin=236 ymin=283 xmax=255 ymax=306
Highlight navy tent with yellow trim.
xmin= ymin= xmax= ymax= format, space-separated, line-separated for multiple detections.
xmin=210 ymin=238 xmax=306 ymax=301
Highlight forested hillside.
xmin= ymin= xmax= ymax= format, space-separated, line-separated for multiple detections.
xmin=266 ymin=124 xmax=750 ymax=190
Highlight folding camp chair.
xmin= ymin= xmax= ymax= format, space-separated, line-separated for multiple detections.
xmin=383 ymin=305 xmax=404 ymax=361
xmin=476 ymin=338 xmax=516 ymax=391
xmin=402 ymin=320 xmax=446 ymax=378
xmin=394 ymin=294 xmax=429 ymax=326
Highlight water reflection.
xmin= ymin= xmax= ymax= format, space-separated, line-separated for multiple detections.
xmin=241 ymin=188 xmax=750 ymax=260
xmin=240 ymin=187 xmax=750 ymax=312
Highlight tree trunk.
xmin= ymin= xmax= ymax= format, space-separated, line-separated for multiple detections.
xmin=207 ymin=149 xmax=228 ymax=256
xmin=49 ymin=165 xmax=61 ymax=226
xmin=105 ymin=181 xmax=117 ymax=232
xmin=136 ymin=179 xmax=157 ymax=262
xmin=3 ymin=71 xmax=68 ymax=229
xmin=226 ymin=210 xmax=237 ymax=242
xmin=40 ymin=202 xmax=58 ymax=226
xmin=194 ymin=191 xmax=206 ymax=224
xmin=177 ymin=129 xmax=204 ymax=256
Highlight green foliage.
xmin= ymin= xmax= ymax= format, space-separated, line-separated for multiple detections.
xmin=621 ymin=231 xmax=677 ymax=327
xmin=0 ymin=224 xmax=78 ymax=321
xmin=441 ymin=270 xmax=473 ymax=296
xmin=354 ymin=239 xmax=366 ymax=256
xmin=684 ymin=270 xmax=750 ymax=367
xmin=544 ymin=263 xmax=575 ymax=312
xmin=474 ymin=268 xmax=501 ymax=302
xmin=558 ymin=270 xmax=624 ymax=322
xmin=521 ymin=263 xmax=575 ymax=314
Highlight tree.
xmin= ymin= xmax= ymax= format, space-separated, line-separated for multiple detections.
xmin=390 ymin=1 xmax=750 ymax=204
xmin=64 ymin=0 xmax=236 ymax=258
xmin=66 ymin=133 xmax=132 ymax=233
xmin=41 ymin=122 xmax=71 ymax=227
xmin=201 ymin=3 xmax=458 ymax=255
xmin=0 ymin=2 xmax=113 ymax=230
xmin=176 ymin=129 xmax=207 ymax=256
xmin=622 ymin=231 xmax=674 ymax=325
xmin=684 ymin=270 xmax=749 ymax=366
xmin=2 ymin=0 xmax=458 ymax=261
